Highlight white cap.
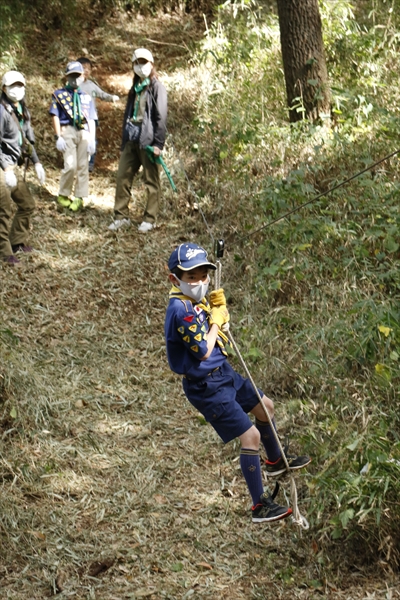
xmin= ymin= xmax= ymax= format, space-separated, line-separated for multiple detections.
xmin=132 ymin=48 xmax=154 ymax=64
xmin=2 ymin=70 xmax=26 ymax=87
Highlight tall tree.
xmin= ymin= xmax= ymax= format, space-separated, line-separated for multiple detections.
xmin=277 ymin=0 xmax=331 ymax=123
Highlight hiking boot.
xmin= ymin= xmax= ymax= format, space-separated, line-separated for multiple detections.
xmin=251 ymin=483 xmax=292 ymax=523
xmin=69 ymin=197 xmax=83 ymax=212
xmin=3 ymin=255 xmax=21 ymax=266
xmin=12 ymin=244 xmax=33 ymax=253
xmin=138 ymin=221 xmax=154 ymax=233
xmin=108 ymin=218 xmax=131 ymax=231
xmin=265 ymin=440 xmax=311 ymax=477
xmin=57 ymin=195 xmax=71 ymax=208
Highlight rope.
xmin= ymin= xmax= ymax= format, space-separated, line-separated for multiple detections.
xmin=240 ymin=148 xmax=400 ymax=240
xmin=215 ymin=261 xmax=309 ymax=530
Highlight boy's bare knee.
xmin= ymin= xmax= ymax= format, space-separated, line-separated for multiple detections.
xmin=239 ymin=425 xmax=260 ymax=450
xmin=251 ymin=395 xmax=275 ymax=421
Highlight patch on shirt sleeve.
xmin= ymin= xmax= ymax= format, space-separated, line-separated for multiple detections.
xmin=177 ymin=326 xmax=185 ymax=334
xmin=188 ymin=324 xmax=197 ymax=333
xmin=183 ymin=315 xmax=194 ymax=323
xmin=194 ymin=333 xmax=202 ymax=341
xmin=183 ymin=335 xmax=190 ymax=343
xmin=190 ymin=345 xmax=199 ymax=352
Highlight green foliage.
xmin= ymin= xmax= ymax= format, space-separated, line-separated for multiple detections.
xmin=187 ymin=0 xmax=400 ymax=567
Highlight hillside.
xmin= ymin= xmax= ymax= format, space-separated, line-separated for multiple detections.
xmin=1 ymin=4 xmax=400 ymax=599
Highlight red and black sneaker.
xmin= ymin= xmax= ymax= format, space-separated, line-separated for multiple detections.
xmin=251 ymin=482 xmax=292 ymax=523
xmin=265 ymin=445 xmax=311 ymax=476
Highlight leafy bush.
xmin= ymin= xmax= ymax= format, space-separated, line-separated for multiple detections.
xmin=187 ymin=0 xmax=400 ymax=568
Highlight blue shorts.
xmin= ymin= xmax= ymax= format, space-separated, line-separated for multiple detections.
xmin=182 ymin=361 xmax=263 ymax=443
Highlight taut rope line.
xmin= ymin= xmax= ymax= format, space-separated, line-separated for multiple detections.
xmin=240 ymin=148 xmax=400 ymax=240
xmin=214 ymin=250 xmax=309 ymax=530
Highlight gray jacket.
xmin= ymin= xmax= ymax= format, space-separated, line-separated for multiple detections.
xmin=121 ymin=76 xmax=167 ymax=151
xmin=0 ymin=95 xmax=38 ymax=169
xmin=0 ymin=102 xmax=21 ymax=170
xmin=79 ymin=79 xmax=115 ymax=120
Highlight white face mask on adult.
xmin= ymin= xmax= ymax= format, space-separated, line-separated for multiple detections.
xmin=5 ymin=85 xmax=25 ymax=103
xmin=176 ymin=275 xmax=210 ymax=304
xmin=134 ymin=62 xmax=152 ymax=79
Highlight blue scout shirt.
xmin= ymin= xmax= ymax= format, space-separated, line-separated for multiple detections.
xmin=49 ymin=88 xmax=96 ymax=129
xmin=165 ymin=293 xmax=227 ymax=381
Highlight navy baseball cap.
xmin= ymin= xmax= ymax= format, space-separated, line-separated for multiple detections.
xmin=65 ymin=61 xmax=84 ymax=76
xmin=168 ymin=243 xmax=216 ymax=272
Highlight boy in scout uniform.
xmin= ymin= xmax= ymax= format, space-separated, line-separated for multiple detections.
xmin=49 ymin=61 xmax=96 ymax=211
xmin=165 ymin=242 xmax=311 ymax=523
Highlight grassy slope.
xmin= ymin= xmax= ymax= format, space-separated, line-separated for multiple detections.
xmin=1 ymin=9 xmax=400 ymax=600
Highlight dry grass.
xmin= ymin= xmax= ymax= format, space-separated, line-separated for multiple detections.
xmin=1 ymin=10 xmax=400 ymax=600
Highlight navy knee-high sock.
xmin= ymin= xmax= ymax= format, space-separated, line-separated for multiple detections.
xmin=240 ymin=448 xmax=264 ymax=506
xmin=256 ymin=418 xmax=281 ymax=462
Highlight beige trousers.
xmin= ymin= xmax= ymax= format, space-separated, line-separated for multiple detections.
xmin=59 ymin=125 xmax=90 ymax=198
xmin=0 ymin=167 xmax=35 ymax=259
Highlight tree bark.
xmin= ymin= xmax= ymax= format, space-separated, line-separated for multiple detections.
xmin=277 ymin=0 xmax=331 ymax=123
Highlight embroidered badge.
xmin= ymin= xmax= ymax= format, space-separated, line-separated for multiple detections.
xmin=190 ymin=345 xmax=199 ymax=352
xmin=194 ymin=333 xmax=202 ymax=341
xmin=183 ymin=315 xmax=194 ymax=323
xmin=177 ymin=326 xmax=184 ymax=334
xmin=183 ymin=335 xmax=190 ymax=343
xmin=188 ymin=324 xmax=197 ymax=333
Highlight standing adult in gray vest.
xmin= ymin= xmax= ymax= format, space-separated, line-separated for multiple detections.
xmin=109 ymin=48 xmax=167 ymax=234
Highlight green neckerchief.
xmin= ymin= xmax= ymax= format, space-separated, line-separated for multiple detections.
xmin=65 ymin=85 xmax=82 ymax=128
xmin=132 ymin=77 xmax=150 ymax=121
xmin=169 ymin=285 xmax=231 ymax=352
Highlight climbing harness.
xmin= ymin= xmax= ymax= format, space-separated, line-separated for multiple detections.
xmin=214 ymin=239 xmax=309 ymax=530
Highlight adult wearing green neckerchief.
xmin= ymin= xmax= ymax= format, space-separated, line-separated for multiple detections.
xmin=0 ymin=70 xmax=45 ymax=265
xmin=109 ymin=48 xmax=167 ymax=233
xmin=49 ymin=61 xmax=96 ymax=212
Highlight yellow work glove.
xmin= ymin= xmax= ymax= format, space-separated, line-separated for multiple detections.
xmin=209 ymin=305 xmax=230 ymax=329
xmin=209 ymin=288 xmax=227 ymax=308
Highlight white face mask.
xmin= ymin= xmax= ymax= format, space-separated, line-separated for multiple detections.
xmin=176 ymin=275 xmax=210 ymax=304
xmin=134 ymin=62 xmax=152 ymax=79
xmin=5 ymin=85 xmax=25 ymax=103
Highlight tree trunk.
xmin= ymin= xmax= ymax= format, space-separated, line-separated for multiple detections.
xmin=277 ymin=0 xmax=331 ymax=123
